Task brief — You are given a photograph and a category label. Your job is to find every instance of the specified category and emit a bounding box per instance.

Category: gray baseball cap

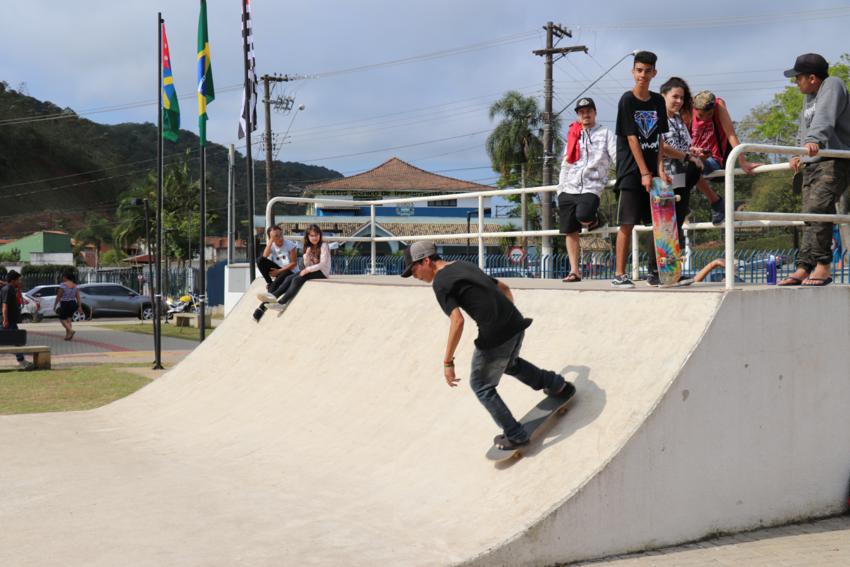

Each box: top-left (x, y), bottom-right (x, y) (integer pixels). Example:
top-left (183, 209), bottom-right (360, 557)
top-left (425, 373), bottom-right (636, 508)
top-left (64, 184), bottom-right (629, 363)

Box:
top-left (401, 240), bottom-right (437, 278)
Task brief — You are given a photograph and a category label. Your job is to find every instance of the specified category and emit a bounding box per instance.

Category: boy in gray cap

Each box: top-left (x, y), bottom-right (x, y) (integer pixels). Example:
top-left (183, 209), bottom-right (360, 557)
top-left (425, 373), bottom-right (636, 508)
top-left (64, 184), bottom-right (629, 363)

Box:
top-left (779, 53), bottom-right (850, 286)
top-left (401, 241), bottom-right (574, 450)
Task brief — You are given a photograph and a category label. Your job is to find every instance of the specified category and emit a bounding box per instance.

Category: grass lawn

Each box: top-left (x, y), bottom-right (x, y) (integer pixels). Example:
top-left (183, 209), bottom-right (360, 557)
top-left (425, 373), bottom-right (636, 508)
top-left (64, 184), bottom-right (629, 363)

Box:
top-left (95, 321), bottom-right (214, 341)
top-left (0, 365), bottom-right (151, 415)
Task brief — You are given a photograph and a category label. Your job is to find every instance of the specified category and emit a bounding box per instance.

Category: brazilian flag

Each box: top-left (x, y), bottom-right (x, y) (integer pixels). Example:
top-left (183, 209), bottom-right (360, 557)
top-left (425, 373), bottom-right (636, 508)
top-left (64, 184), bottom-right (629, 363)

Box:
top-left (197, 0), bottom-right (215, 146)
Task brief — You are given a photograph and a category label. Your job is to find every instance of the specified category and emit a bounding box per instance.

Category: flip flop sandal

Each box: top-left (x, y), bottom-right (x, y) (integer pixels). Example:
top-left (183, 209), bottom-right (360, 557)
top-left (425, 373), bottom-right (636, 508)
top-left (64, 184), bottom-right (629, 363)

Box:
top-left (493, 434), bottom-right (529, 451)
top-left (562, 272), bottom-right (581, 283)
top-left (802, 276), bottom-right (833, 287)
top-left (777, 276), bottom-right (804, 286)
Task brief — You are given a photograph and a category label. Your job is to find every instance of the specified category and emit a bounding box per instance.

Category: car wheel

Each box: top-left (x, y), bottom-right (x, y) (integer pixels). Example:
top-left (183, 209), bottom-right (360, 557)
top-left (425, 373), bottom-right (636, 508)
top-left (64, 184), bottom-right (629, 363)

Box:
top-left (72, 307), bottom-right (91, 322)
top-left (141, 305), bottom-right (154, 320)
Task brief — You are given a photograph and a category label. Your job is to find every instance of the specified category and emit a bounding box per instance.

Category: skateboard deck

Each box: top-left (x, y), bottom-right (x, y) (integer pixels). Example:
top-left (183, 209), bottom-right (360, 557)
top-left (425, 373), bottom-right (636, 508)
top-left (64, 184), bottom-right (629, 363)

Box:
top-left (485, 390), bottom-right (577, 462)
top-left (649, 177), bottom-right (682, 286)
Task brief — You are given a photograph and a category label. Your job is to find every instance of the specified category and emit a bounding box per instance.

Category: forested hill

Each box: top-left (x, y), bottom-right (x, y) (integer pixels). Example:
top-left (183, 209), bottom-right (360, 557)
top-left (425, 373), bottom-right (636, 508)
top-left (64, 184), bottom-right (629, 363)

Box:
top-left (0, 82), bottom-right (341, 237)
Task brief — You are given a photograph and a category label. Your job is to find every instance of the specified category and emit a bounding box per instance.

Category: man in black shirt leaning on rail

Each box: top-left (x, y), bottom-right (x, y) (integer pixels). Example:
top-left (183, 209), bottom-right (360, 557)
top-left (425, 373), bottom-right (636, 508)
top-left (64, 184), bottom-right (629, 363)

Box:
top-left (401, 241), bottom-right (575, 450)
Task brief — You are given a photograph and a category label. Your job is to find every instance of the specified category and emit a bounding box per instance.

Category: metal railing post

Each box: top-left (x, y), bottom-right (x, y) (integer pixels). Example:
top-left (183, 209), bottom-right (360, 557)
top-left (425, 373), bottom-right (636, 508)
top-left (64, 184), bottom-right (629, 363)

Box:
top-left (478, 195), bottom-right (485, 269)
top-left (370, 204), bottom-right (376, 275)
top-left (724, 145), bottom-right (742, 290)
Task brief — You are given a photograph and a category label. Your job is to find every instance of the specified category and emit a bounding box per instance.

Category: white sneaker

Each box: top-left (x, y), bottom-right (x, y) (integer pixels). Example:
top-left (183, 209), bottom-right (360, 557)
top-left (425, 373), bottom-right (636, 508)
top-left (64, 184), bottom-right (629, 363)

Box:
top-left (256, 292), bottom-right (277, 303)
top-left (18, 360), bottom-right (35, 371)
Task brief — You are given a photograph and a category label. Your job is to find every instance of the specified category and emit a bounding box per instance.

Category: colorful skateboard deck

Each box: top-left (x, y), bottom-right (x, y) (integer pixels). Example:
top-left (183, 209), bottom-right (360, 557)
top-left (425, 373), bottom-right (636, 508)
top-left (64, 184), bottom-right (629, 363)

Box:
top-left (485, 389), bottom-right (577, 462)
top-left (649, 177), bottom-right (682, 286)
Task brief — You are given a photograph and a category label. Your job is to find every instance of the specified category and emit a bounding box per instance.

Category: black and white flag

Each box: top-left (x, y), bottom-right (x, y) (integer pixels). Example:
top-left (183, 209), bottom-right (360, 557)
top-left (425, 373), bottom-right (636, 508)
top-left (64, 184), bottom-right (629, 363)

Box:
top-left (238, 0), bottom-right (257, 139)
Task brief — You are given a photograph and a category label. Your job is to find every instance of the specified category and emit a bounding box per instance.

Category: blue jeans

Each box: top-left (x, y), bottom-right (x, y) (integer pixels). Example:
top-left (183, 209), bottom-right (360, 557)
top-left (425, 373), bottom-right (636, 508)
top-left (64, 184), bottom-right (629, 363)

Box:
top-left (702, 157), bottom-right (722, 176)
top-left (469, 330), bottom-right (566, 443)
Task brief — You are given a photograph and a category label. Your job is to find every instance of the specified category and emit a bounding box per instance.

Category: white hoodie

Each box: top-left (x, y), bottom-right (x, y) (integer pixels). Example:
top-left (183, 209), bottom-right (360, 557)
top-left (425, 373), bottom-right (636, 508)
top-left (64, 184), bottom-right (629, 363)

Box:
top-left (557, 123), bottom-right (616, 197)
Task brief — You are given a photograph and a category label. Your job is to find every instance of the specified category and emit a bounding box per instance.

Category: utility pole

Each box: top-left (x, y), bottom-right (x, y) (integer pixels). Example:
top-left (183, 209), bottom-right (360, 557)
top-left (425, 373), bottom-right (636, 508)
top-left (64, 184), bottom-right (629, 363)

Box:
top-left (261, 74), bottom-right (300, 205)
top-left (534, 22), bottom-right (587, 261)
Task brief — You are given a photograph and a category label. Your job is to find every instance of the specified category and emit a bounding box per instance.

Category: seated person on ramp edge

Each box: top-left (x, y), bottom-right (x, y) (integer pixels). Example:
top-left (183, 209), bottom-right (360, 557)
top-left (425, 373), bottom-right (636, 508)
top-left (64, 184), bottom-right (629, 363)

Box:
top-left (255, 224), bottom-right (331, 321)
top-left (401, 240), bottom-right (575, 451)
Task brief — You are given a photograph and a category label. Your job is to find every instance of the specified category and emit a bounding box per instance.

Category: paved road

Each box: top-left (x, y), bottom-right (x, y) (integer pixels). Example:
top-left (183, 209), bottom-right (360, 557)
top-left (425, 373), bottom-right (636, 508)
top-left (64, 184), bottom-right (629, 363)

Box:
top-left (570, 515), bottom-right (850, 566)
top-left (1, 319), bottom-right (197, 368)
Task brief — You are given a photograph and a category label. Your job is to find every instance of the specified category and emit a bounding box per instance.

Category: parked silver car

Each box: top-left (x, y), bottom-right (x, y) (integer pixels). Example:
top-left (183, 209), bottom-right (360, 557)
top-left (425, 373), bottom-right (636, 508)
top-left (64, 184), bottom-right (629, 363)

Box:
top-left (78, 283), bottom-right (160, 320)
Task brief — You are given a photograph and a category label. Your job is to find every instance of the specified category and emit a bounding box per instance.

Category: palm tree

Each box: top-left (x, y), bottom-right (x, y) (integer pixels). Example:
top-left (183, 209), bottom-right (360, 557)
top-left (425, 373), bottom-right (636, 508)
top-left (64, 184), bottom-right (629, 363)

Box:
top-left (486, 92), bottom-right (563, 246)
top-left (113, 172), bottom-right (156, 252)
top-left (486, 91), bottom-right (562, 188)
top-left (74, 214), bottom-right (113, 271)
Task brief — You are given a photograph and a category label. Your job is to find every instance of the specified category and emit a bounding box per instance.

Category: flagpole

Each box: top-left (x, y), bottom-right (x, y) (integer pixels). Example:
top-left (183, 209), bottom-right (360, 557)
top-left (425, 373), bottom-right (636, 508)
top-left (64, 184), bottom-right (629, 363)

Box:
top-left (154, 13), bottom-right (164, 369)
top-left (199, 145), bottom-right (206, 340)
top-left (241, 0), bottom-right (257, 283)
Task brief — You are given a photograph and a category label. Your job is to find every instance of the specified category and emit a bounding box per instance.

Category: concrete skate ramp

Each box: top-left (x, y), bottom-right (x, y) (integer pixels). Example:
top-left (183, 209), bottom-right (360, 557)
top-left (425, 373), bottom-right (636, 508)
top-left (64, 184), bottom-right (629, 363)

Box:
top-left (1, 279), bottom-right (848, 567)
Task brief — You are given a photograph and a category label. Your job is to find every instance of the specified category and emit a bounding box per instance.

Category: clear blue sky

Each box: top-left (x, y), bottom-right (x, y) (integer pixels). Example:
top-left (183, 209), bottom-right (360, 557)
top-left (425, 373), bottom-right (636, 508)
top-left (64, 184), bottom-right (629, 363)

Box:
top-left (1, 1), bottom-right (848, 184)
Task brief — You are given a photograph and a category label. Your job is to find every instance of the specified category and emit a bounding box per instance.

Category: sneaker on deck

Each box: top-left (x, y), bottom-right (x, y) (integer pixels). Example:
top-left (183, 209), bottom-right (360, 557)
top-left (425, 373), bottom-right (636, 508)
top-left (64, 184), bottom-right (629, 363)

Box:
top-left (646, 272), bottom-right (661, 286)
top-left (256, 292), bottom-right (277, 303)
top-left (611, 274), bottom-right (635, 288)
top-left (711, 198), bottom-right (726, 225)
top-left (17, 360), bottom-right (34, 371)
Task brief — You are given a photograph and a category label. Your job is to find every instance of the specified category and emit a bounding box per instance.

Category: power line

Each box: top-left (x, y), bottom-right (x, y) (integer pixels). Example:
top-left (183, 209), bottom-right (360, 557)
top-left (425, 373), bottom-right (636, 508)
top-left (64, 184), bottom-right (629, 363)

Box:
top-left (311, 30), bottom-right (540, 79)
top-left (572, 7), bottom-right (850, 30)
top-left (301, 130), bottom-right (491, 163)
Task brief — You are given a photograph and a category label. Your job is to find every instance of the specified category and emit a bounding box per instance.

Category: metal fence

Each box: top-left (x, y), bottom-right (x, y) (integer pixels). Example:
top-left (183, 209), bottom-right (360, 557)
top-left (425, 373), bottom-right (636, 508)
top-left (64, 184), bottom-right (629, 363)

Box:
top-left (330, 249), bottom-right (850, 284)
top-left (18, 266), bottom-right (198, 297)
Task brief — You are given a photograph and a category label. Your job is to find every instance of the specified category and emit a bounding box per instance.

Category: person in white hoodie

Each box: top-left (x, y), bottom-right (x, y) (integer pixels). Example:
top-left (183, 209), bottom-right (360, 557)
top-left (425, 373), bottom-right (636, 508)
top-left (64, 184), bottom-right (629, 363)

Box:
top-left (556, 97), bottom-right (616, 282)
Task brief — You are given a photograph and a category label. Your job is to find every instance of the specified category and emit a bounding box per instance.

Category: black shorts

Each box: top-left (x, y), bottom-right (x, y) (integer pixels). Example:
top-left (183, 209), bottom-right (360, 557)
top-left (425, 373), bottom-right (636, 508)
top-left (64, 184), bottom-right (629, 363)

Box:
top-left (58, 300), bottom-right (78, 320)
top-left (616, 187), bottom-right (653, 226)
top-left (558, 192), bottom-right (600, 234)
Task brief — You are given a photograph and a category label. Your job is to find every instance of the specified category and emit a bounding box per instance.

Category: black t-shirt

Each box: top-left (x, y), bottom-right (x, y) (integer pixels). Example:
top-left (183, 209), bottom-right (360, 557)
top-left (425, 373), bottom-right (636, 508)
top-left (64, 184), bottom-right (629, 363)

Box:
top-left (1, 283), bottom-right (20, 327)
top-left (431, 261), bottom-right (531, 349)
top-left (615, 90), bottom-right (669, 191)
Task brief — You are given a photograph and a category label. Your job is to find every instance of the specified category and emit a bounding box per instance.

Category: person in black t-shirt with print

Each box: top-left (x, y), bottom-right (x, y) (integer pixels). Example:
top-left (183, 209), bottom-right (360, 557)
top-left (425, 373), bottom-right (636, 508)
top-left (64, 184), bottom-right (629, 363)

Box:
top-left (401, 241), bottom-right (575, 450)
top-left (1, 270), bottom-right (34, 370)
top-left (612, 50), bottom-right (672, 288)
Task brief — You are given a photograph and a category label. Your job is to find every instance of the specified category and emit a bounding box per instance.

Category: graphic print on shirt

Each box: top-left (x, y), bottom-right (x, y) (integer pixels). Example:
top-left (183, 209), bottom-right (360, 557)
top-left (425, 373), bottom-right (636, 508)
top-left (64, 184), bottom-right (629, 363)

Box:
top-left (634, 110), bottom-right (659, 139)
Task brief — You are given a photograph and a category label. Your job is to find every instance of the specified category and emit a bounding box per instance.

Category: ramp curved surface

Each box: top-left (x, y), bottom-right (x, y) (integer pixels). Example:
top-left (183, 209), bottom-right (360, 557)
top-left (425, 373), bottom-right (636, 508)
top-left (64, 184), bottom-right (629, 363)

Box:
top-left (1, 279), bottom-right (848, 566)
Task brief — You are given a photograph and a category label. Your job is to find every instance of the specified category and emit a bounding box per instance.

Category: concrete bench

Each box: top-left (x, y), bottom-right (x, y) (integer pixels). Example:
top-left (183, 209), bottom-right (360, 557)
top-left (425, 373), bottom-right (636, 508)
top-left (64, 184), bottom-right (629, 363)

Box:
top-left (172, 313), bottom-right (211, 329)
top-left (0, 346), bottom-right (51, 369)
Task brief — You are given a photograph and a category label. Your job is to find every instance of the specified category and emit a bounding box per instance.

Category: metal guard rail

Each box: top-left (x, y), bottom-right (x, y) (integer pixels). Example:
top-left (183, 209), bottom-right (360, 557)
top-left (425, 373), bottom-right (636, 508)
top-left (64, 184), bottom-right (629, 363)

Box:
top-left (263, 143), bottom-right (850, 288)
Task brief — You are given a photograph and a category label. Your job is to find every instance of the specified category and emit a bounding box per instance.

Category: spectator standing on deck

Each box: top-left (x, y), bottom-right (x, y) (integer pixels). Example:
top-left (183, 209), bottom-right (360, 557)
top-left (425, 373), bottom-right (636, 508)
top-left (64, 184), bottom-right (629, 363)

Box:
top-left (659, 77), bottom-right (702, 255)
top-left (779, 53), bottom-right (850, 286)
top-left (557, 97), bottom-right (616, 283)
top-left (611, 50), bottom-right (671, 288)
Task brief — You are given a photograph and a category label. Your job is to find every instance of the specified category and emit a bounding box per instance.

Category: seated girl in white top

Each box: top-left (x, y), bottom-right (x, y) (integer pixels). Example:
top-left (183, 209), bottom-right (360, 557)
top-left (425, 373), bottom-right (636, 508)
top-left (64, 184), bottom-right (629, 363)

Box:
top-left (256, 224), bottom-right (330, 314)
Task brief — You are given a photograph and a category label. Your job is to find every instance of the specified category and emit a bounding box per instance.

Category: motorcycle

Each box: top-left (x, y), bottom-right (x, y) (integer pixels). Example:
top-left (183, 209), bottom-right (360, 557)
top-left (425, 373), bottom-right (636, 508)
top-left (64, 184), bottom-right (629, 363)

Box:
top-left (165, 292), bottom-right (200, 320)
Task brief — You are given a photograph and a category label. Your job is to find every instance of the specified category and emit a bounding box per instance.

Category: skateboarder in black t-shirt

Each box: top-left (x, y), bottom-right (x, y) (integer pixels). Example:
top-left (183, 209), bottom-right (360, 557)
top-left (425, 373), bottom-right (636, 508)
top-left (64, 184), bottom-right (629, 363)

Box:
top-left (401, 241), bottom-right (574, 450)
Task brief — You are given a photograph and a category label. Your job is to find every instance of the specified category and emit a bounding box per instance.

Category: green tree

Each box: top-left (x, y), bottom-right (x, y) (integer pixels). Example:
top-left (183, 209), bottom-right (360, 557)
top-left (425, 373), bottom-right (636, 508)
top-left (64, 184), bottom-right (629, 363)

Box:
top-left (740, 53), bottom-right (850, 149)
top-left (113, 152), bottom-right (217, 268)
top-left (74, 214), bottom-right (113, 271)
top-left (486, 91), bottom-right (562, 188)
